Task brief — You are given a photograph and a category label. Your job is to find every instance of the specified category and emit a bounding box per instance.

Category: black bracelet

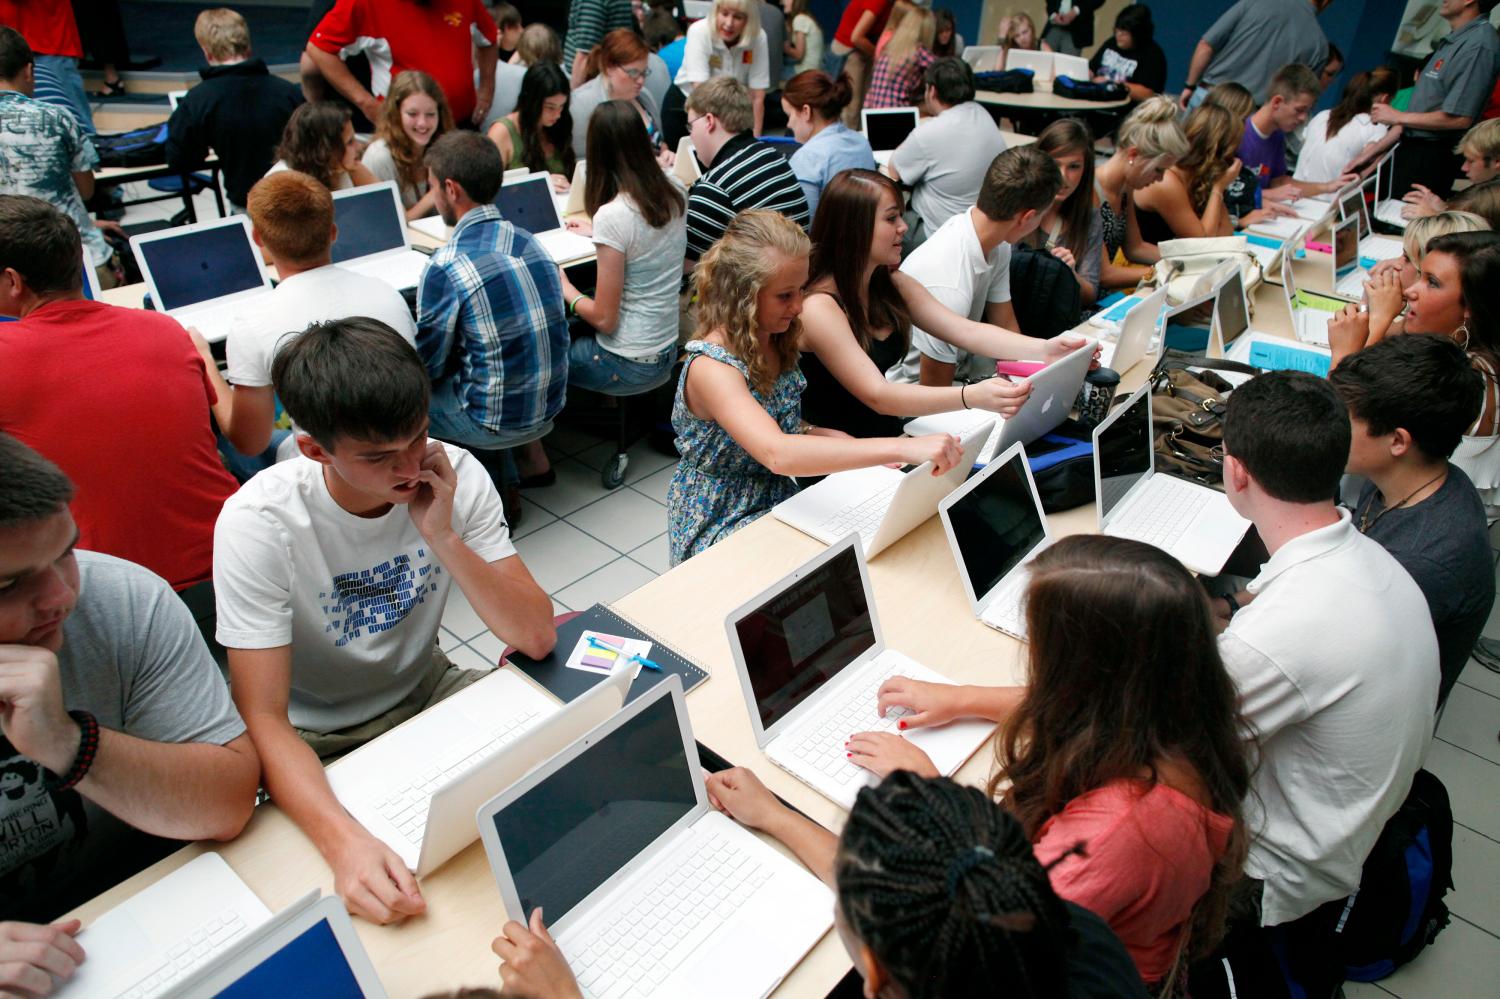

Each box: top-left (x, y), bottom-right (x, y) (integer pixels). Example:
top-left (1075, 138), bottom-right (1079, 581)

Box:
top-left (45, 710), bottom-right (100, 792)
top-left (1222, 593), bottom-right (1240, 619)
top-left (961, 383), bottom-right (970, 410)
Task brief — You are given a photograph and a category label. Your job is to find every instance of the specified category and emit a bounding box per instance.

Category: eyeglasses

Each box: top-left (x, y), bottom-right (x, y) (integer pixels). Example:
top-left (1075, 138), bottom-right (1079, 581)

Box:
top-left (618, 66), bottom-right (647, 81)
top-left (686, 114), bottom-right (709, 131)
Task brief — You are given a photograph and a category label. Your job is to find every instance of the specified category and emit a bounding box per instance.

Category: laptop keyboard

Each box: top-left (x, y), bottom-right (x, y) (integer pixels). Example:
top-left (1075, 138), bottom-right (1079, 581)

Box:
top-left (1113, 476), bottom-right (1210, 552)
top-left (567, 831), bottom-right (774, 999)
top-left (373, 709), bottom-right (543, 843)
top-left (787, 662), bottom-right (913, 786)
top-left (1374, 199), bottom-right (1407, 228)
top-left (1360, 236), bottom-right (1404, 262)
top-left (981, 579), bottom-right (1028, 637)
top-left (813, 482), bottom-right (898, 544)
top-left (115, 909), bottom-right (249, 999)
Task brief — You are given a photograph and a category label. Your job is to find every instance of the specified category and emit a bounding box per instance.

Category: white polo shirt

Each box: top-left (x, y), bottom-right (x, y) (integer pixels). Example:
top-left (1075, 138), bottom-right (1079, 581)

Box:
top-left (675, 17), bottom-right (771, 91)
top-left (1219, 509), bottom-right (1437, 927)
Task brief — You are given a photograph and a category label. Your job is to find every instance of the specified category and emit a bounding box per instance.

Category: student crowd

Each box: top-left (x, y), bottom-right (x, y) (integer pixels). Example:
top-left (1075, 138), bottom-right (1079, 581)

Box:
top-left (1, 0), bottom-right (1498, 996)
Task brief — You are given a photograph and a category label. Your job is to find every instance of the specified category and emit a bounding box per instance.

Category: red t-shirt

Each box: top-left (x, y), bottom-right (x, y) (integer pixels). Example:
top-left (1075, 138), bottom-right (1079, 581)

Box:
top-left (834, 0), bottom-right (892, 49)
top-left (311, 0), bottom-right (498, 123)
top-left (0, 300), bottom-right (237, 590)
top-left (0, 1), bottom-right (83, 58)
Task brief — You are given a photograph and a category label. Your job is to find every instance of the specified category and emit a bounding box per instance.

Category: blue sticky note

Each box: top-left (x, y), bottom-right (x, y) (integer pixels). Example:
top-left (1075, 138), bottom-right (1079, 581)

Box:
top-left (1248, 342), bottom-right (1331, 377)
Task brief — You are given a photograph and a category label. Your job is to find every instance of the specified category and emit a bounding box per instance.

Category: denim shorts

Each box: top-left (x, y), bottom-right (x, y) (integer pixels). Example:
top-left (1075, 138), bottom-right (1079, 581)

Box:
top-left (567, 337), bottom-right (675, 395)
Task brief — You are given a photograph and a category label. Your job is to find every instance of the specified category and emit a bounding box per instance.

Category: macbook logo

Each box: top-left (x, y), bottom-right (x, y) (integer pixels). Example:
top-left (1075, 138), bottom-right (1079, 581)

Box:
top-left (1041, 394), bottom-right (1054, 414)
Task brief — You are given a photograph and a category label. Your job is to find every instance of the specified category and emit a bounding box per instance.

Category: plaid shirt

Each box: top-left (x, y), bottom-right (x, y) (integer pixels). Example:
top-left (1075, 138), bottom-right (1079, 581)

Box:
top-left (416, 205), bottom-right (569, 434)
top-left (864, 47), bottom-right (935, 110)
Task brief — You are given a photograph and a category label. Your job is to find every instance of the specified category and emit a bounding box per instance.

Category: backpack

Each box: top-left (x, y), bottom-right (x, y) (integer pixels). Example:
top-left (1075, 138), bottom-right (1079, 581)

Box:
top-left (93, 122), bottom-right (168, 168)
top-left (1008, 246), bottom-right (1082, 340)
top-left (1052, 76), bottom-right (1128, 102)
top-left (972, 68), bottom-right (1034, 94)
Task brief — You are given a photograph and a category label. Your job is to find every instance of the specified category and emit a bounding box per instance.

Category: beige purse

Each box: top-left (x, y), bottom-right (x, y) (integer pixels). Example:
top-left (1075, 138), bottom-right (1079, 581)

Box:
top-left (1152, 236), bottom-right (1263, 305)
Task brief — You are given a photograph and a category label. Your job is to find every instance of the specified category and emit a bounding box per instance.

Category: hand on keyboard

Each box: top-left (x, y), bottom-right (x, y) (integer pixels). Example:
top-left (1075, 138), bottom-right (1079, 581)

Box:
top-left (327, 827), bottom-right (426, 925)
top-left (876, 675), bottom-right (966, 730)
top-left (845, 731), bottom-right (939, 779)
top-left (492, 907), bottom-right (583, 999)
top-left (0, 918), bottom-right (83, 995)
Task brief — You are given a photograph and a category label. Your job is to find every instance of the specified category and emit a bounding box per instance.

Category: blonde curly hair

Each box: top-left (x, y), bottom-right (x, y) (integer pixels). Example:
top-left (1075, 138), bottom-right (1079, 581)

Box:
top-left (691, 210), bottom-right (810, 394)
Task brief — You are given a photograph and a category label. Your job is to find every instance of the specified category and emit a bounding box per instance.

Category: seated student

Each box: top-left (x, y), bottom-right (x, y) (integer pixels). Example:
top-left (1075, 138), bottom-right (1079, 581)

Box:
top-left (888, 147), bottom-right (1056, 386)
top-left (676, 0), bottom-right (772, 135)
top-left (1019, 119), bottom-right (1106, 305)
top-left (1402, 118), bottom-right (1500, 220)
top-left (489, 771), bottom-right (1149, 998)
top-left (684, 76), bottom-right (809, 264)
top-left (418, 132), bottom-right (570, 497)
top-left (569, 29), bottom-right (673, 166)
top-left (269, 101), bottom-right (379, 191)
top-left (362, 70), bottom-right (453, 219)
top-left (1093, 96), bottom-right (1188, 289)
top-left (558, 100), bottom-right (686, 393)
top-left (887, 58), bottom-right (1008, 249)
top-left (1329, 335), bottom-right (1494, 708)
top-left (0, 434), bottom-right (259, 933)
top-left (1203, 82), bottom-right (1304, 232)
top-left (512, 21), bottom-right (561, 67)
top-left (165, 7), bottom-right (304, 213)
top-left (1237, 64), bottom-right (1353, 200)
top-left (1291, 68), bottom-right (1398, 188)
top-left (191, 170), bottom-right (418, 468)
top-left (488, 63), bottom-right (575, 193)
top-left (1212, 373), bottom-right (1436, 989)
top-left (490, 1), bottom-right (523, 62)
top-left (845, 535), bottom-right (1249, 989)
top-left (0, 196), bottom-right (237, 593)
top-left (931, 6), bottom-right (964, 57)
top-left (216, 318), bottom-right (555, 925)
top-left (668, 210), bottom-right (962, 565)
top-left (1133, 103), bottom-right (1238, 253)
top-left (1450, 177), bottom-right (1500, 229)
top-left (783, 70), bottom-right (875, 217)
top-left (1089, 4), bottom-right (1167, 103)
top-left (801, 165), bottom-right (1089, 438)
top-left (864, 4), bottom-right (934, 110)
top-left (997, 10), bottom-right (1048, 61)
top-left (783, 0), bottom-right (824, 76)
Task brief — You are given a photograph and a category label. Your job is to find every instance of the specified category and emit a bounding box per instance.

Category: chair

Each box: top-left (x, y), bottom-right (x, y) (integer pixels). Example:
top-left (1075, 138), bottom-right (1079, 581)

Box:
top-left (565, 366), bottom-right (677, 489)
top-left (147, 171), bottom-right (225, 222)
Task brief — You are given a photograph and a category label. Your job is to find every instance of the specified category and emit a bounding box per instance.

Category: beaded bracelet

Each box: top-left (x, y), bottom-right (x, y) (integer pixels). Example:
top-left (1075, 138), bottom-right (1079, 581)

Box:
top-left (46, 710), bottom-right (100, 792)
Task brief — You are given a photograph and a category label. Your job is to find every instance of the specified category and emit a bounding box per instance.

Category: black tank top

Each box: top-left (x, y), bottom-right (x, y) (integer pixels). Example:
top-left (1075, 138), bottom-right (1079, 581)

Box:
top-left (799, 291), bottom-right (908, 439)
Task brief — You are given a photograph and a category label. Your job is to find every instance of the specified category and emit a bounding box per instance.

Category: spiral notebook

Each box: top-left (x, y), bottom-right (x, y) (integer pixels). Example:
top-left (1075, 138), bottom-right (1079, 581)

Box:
top-left (503, 602), bottom-right (710, 704)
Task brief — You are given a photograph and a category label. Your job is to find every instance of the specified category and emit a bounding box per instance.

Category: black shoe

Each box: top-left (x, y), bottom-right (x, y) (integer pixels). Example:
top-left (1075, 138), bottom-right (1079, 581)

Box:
top-left (93, 78), bottom-right (127, 98)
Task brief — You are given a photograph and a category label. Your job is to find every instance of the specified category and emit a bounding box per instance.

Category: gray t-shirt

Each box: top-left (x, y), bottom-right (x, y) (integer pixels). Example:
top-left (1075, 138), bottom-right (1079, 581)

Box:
top-left (1354, 465), bottom-right (1495, 707)
top-left (589, 188), bottom-right (688, 358)
top-left (1407, 18), bottom-right (1500, 140)
top-left (1200, 0), bottom-right (1330, 104)
top-left (761, 1), bottom-right (785, 91)
top-left (479, 60), bottom-right (528, 135)
top-left (570, 76), bottom-right (665, 157)
top-left (360, 137), bottom-right (426, 207)
top-left (0, 552), bottom-right (245, 922)
top-left (888, 101), bottom-right (1007, 237)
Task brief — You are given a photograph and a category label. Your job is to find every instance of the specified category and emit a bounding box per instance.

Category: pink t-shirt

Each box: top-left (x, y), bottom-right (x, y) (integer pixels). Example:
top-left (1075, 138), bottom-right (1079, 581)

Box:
top-left (1034, 780), bottom-right (1234, 983)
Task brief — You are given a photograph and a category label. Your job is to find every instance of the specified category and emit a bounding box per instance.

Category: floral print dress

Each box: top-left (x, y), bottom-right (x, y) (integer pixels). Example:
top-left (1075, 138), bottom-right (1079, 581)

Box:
top-left (667, 341), bottom-right (804, 566)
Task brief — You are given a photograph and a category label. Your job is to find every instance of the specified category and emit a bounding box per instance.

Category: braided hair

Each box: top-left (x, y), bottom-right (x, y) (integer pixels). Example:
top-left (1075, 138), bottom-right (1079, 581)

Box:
top-left (835, 772), bottom-right (1074, 998)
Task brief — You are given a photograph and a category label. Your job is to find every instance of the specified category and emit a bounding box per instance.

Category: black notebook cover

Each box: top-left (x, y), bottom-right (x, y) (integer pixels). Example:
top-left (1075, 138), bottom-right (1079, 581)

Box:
top-left (504, 603), bottom-right (710, 704)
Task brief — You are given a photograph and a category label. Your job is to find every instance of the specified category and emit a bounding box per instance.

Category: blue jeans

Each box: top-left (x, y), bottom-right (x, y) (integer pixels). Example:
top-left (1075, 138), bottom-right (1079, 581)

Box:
top-left (35, 56), bottom-right (93, 135)
top-left (427, 376), bottom-right (553, 485)
top-left (567, 338), bottom-right (674, 394)
top-left (218, 428), bottom-right (291, 483)
top-left (822, 48), bottom-right (850, 79)
top-left (1185, 85), bottom-right (1210, 113)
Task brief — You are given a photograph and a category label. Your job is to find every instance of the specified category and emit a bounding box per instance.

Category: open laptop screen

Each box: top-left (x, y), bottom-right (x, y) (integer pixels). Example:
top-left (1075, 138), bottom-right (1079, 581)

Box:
top-left (1097, 391), bottom-right (1152, 518)
top-left (496, 177), bottom-right (562, 235)
top-left (488, 692), bottom-right (695, 920)
top-left (1215, 271), bottom-right (1249, 351)
top-left (949, 452), bottom-right (1046, 602)
top-left (137, 225), bottom-right (265, 311)
top-left (864, 110), bottom-right (917, 152)
top-left (1334, 216), bottom-right (1360, 282)
top-left (1339, 186), bottom-right (1368, 241)
top-left (213, 919), bottom-right (365, 999)
top-left (331, 188), bottom-right (405, 263)
top-left (733, 544), bottom-right (875, 730)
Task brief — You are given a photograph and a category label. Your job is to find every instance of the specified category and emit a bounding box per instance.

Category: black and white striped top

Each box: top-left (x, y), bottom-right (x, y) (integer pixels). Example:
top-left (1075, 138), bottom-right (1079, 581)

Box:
top-left (685, 133), bottom-right (811, 260)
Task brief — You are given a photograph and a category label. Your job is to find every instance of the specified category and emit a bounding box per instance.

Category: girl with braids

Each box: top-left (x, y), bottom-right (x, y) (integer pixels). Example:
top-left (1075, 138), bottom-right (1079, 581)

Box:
top-left (846, 535), bottom-right (1252, 990)
top-left (665, 210), bottom-right (963, 565)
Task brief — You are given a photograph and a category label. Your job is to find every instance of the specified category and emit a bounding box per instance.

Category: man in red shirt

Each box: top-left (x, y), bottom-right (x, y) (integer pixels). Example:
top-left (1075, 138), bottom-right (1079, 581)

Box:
top-left (0, 0), bottom-right (91, 129)
top-left (826, 0), bottom-right (892, 128)
top-left (305, 0), bottom-right (499, 126)
top-left (0, 195), bottom-right (236, 592)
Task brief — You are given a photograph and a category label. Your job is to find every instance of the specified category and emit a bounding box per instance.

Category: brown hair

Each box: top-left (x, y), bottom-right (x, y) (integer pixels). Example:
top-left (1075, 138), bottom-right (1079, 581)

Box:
top-left (276, 102), bottom-right (352, 191)
top-left (782, 70), bottom-right (854, 123)
top-left (1035, 119), bottom-right (1096, 263)
top-left (194, 7), bottom-right (251, 61)
top-left (583, 100), bottom-right (683, 228)
top-left (1450, 180), bottom-right (1500, 230)
top-left (809, 169), bottom-right (912, 353)
top-left (1203, 82), bottom-right (1254, 126)
top-left (514, 23), bottom-right (561, 66)
top-left (684, 75), bottom-right (754, 134)
top-left (990, 534), bottom-right (1253, 961)
top-left (374, 70), bottom-right (455, 190)
top-left (976, 144), bottom-right (1063, 223)
top-left (1326, 67), bottom-right (1398, 139)
top-left (247, 170), bottom-right (335, 264)
top-left (1178, 104), bottom-right (1239, 214)
top-left (585, 27), bottom-right (650, 81)
top-left (1266, 63), bottom-right (1322, 104)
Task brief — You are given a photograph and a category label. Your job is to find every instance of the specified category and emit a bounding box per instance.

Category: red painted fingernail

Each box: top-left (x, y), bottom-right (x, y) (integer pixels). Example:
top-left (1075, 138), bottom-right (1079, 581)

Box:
top-left (846, 753), bottom-right (852, 758)
top-left (898, 720), bottom-right (907, 730)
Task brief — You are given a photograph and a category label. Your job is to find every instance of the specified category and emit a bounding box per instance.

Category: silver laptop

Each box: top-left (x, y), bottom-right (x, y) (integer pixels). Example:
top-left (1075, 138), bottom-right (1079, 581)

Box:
top-left (495, 171), bottom-right (595, 263)
top-left (904, 337), bottom-right (1097, 464)
top-left (56, 853), bottom-right (271, 999)
top-left (725, 536), bottom-right (998, 809)
top-left (325, 667), bottom-right (563, 873)
top-left (1097, 287), bottom-right (1168, 373)
top-left (130, 216), bottom-right (273, 343)
top-left (772, 420), bottom-right (990, 557)
top-left (164, 894), bottom-right (386, 999)
top-left (477, 676), bottom-right (832, 999)
top-left (862, 108), bottom-right (918, 166)
top-left (1092, 382), bottom-right (1251, 575)
top-left (938, 442), bottom-right (1053, 641)
top-left (329, 182), bottom-right (430, 290)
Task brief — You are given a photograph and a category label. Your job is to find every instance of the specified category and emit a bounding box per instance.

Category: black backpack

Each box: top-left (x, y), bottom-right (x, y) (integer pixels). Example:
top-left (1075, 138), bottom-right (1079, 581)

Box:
top-left (93, 122), bottom-right (168, 168)
top-left (1052, 76), bottom-right (1128, 102)
top-left (972, 68), bottom-right (1034, 94)
top-left (1008, 246), bottom-right (1082, 340)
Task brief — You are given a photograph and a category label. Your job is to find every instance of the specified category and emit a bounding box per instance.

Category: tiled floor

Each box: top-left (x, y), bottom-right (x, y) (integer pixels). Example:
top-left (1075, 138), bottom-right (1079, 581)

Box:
top-left (117, 185), bottom-right (1500, 999)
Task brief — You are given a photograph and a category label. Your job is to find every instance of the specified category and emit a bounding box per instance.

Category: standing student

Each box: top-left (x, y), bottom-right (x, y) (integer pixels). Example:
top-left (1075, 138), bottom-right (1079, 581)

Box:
top-left (667, 210), bottom-right (963, 564)
top-left (1041, 0), bottom-right (1101, 57)
top-left (1020, 119), bottom-right (1105, 305)
top-left (1292, 68), bottom-right (1398, 187)
top-left (562, 0), bottom-right (635, 86)
top-left (781, 0), bottom-right (824, 76)
top-left (1092, 96), bottom-right (1188, 289)
top-left (864, 5), bottom-right (934, 110)
top-left (1179, 0), bottom-right (1332, 109)
top-left (1237, 64), bottom-right (1353, 199)
top-left (675, 0), bottom-right (772, 136)
top-left (216, 318), bottom-right (555, 925)
top-left (847, 536), bottom-right (1251, 990)
top-left (824, 0), bottom-right (891, 128)
top-left (1132, 103), bottom-right (1238, 253)
top-left (269, 101), bottom-right (379, 191)
top-left (490, 1), bottom-right (522, 62)
top-left (362, 70), bottom-right (453, 219)
top-left (559, 101), bottom-right (686, 393)
top-left (569, 29), bottom-right (673, 165)
top-left (799, 165), bottom-right (1088, 439)
top-left (1401, 118), bottom-right (1500, 218)
top-left (1088, 4), bottom-right (1166, 102)
top-left (489, 62), bottom-right (576, 191)
top-left (783, 70), bottom-right (876, 216)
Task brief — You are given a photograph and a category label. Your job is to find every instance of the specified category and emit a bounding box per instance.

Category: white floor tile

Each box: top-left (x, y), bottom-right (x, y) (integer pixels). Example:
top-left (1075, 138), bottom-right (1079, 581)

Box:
top-left (464, 630), bottom-right (508, 667)
top-left (524, 457), bottom-right (614, 518)
top-left (553, 557), bottom-right (658, 612)
top-left (1343, 982), bottom-right (1397, 998)
top-left (1459, 655), bottom-right (1500, 700)
top-left (510, 496), bottom-right (557, 541)
top-left (1435, 684), bottom-right (1500, 766)
top-left (437, 627), bottom-right (466, 652)
top-left (439, 588), bottom-right (488, 642)
top-left (551, 597), bottom-right (571, 614)
top-left (1450, 824), bottom-right (1500, 935)
top-left (1427, 739), bottom-right (1500, 842)
top-left (1374, 916), bottom-right (1500, 999)
top-left (628, 533), bottom-right (671, 574)
top-left (573, 439), bottom-right (678, 485)
top-left (511, 520), bottom-right (618, 593)
top-left (445, 642), bottom-right (500, 672)
top-left (630, 463), bottom-right (675, 505)
top-left (566, 488), bottom-right (670, 553)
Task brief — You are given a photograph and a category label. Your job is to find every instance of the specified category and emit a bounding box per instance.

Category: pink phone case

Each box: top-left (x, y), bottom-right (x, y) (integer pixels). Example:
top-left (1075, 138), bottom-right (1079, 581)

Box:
top-left (995, 360), bottom-right (1047, 378)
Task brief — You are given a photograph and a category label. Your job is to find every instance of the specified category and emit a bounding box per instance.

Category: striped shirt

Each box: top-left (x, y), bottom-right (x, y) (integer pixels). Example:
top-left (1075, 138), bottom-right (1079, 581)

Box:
top-left (416, 205), bottom-right (569, 435)
top-left (686, 133), bottom-right (811, 259)
top-left (563, 0), bottom-right (637, 73)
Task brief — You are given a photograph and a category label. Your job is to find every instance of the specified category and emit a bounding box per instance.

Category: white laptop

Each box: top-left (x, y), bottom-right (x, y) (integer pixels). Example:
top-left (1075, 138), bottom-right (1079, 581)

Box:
top-left (1336, 177), bottom-right (1404, 263)
top-left (673, 135), bottom-right (702, 186)
top-left (725, 536), bottom-right (998, 808)
top-left (1053, 52), bottom-right (1091, 81)
top-left (165, 894), bottom-right (386, 999)
top-left (903, 337), bottom-right (1098, 464)
top-left (1005, 48), bottom-right (1055, 76)
top-left (862, 108), bottom-right (918, 166)
top-left (56, 853), bottom-right (271, 999)
top-left (961, 44), bottom-right (1004, 73)
top-left (1372, 146), bottom-right (1408, 230)
top-left (130, 216), bottom-right (274, 343)
top-left (495, 171), bottom-right (596, 263)
top-left (1211, 267), bottom-right (1331, 376)
top-left (1327, 214), bottom-right (1368, 299)
top-left (326, 667), bottom-right (563, 874)
top-left (1096, 286), bottom-right (1168, 373)
top-left (772, 419), bottom-right (991, 556)
top-left (477, 676), bottom-right (832, 999)
top-left (1247, 211), bottom-right (1315, 242)
top-left (1282, 239), bottom-right (1354, 349)
top-left (329, 181), bottom-right (430, 291)
top-left (1159, 287), bottom-right (1218, 354)
top-left (564, 159), bottom-right (587, 216)
top-left (938, 442), bottom-right (1054, 641)
top-left (1093, 382), bottom-right (1251, 575)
